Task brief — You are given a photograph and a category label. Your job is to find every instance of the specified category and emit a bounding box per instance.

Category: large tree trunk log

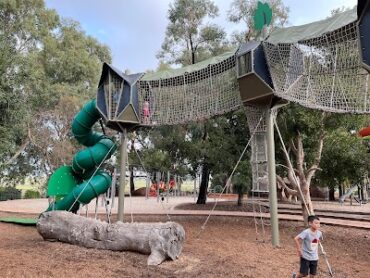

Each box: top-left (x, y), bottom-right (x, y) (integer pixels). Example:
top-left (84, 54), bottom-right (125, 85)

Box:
top-left (37, 211), bottom-right (185, 265)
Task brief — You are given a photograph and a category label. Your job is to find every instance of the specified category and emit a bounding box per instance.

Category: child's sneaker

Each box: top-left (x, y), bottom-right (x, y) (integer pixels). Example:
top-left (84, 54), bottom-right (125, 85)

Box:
top-left (292, 273), bottom-right (297, 278)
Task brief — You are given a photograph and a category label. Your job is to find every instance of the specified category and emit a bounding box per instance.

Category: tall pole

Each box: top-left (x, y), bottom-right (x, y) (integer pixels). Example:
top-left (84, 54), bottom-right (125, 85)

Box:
top-left (117, 129), bottom-right (128, 222)
top-left (145, 174), bottom-right (150, 200)
top-left (266, 108), bottom-right (280, 247)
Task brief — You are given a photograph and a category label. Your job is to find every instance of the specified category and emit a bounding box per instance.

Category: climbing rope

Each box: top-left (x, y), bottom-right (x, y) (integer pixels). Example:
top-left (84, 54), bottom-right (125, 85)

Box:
top-left (126, 156), bottom-right (135, 223)
top-left (196, 115), bottom-right (264, 238)
top-left (67, 142), bottom-right (117, 212)
top-left (273, 116), bottom-right (310, 214)
top-left (134, 144), bottom-right (172, 221)
top-left (251, 189), bottom-right (267, 242)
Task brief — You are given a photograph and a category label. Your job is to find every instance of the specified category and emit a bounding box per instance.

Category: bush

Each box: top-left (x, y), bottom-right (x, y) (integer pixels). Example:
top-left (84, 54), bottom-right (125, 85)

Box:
top-left (0, 187), bottom-right (22, 201)
top-left (24, 190), bottom-right (40, 199)
top-left (212, 184), bottom-right (223, 193)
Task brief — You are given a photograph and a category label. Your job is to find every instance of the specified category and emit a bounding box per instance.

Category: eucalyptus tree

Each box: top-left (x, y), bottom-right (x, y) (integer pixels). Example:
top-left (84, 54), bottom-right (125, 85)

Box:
top-left (0, 0), bottom-right (111, 184)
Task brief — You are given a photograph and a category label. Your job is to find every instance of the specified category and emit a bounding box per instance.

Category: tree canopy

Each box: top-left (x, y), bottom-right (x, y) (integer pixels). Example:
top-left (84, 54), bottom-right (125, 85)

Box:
top-left (157, 0), bottom-right (229, 65)
top-left (0, 0), bottom-right (111, 184)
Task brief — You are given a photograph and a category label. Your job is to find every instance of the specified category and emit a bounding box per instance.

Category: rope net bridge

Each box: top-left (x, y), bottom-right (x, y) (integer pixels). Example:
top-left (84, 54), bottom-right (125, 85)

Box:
top-left (95, 3), bottom-right (370, 193)
top-left (264, 7), bottom-right (370, 113)
top-left (97, 7), bottom-right (370, 128)
top-left (138, 50), bottom-right (241, 126)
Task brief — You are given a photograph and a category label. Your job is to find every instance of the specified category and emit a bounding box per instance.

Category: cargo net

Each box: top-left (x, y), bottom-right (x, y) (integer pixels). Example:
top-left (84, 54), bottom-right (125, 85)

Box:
top-left (244, 105), bottom-right (269, 193)
top-left (263, 22), bottom-right (370, 113)
top-left (109, 74), bottom-right (122, 120)
top-left (137, 55), bottom-right (241, 126)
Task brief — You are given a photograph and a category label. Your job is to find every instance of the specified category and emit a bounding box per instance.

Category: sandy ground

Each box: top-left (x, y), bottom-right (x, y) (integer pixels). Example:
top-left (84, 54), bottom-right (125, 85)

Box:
top-left (0, 212), bottom-right (369, 278)
top-left (1, 197), bottom-right (368, 214)
top-left (0, 196), bottom-right (198, 214)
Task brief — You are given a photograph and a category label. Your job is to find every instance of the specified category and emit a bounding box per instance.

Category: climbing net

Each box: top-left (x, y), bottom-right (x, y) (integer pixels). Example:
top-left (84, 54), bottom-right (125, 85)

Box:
top-left (244, 105), bottom-right (269, 192)
top-left (264, 11), bottom-right (370, 113)
top-left (137, 53), bottom-right (241, 126)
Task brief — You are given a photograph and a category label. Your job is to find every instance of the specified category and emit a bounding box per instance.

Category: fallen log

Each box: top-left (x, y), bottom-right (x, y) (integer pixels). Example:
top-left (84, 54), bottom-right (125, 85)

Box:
top-left (37, 211), bottom-right (185, 265)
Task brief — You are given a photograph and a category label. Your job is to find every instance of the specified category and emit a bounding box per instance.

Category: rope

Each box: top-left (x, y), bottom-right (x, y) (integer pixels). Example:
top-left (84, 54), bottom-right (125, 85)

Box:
top-left (251, 193), bottom-right (270, 241)
top-left (94, 196), bottom-right (99, 220)
top-left (134, 141), bottom-right (172, 221)
top-left (258, 190), bottom-right (266, 241)
top-left (251, 193), bottom-right (260, 240)
top-left (126, 157), bottom-right (134, 223)
top-left (273, 117), bottom-right (310, 214)
top-left (99, 119), bottom-right (106, 135)
top-left (249, 131), bottom-right (266, 242)
top-left (67, 142), bottom-right (116, 212)
top-left (196, 115), bottom-right (264, 237)
top-left (273, 115), bottom-right (333, 277)
top-left (103, 194), bottom-right (111, 224)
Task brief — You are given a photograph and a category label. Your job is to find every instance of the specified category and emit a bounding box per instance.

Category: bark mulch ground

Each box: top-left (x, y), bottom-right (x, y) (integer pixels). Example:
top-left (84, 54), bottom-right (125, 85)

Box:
top-left (0, 211), bottom-right (369, 278)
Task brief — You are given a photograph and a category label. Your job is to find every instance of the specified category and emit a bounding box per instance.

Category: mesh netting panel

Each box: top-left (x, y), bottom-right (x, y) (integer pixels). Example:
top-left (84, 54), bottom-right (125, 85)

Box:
top-left (110, 74), bottom-right (121, 120)
top-left (244, 105), bottom-right (269, 192)
top-left (137, 55), bottom-right (241, 126)
top-left (264, 22), bottom-right (370, 113)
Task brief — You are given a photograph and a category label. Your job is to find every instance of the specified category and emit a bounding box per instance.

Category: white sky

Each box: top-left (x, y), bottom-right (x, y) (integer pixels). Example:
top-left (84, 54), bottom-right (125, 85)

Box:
top-left (45, 0), bottom-right (358, 73)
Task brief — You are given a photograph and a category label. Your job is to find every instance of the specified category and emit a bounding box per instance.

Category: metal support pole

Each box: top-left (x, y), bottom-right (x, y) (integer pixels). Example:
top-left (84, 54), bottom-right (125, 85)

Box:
top-left (156, 172), bottom-right (160, 203)
top-left (266, 109), bottom-right (280, 247)
top-left (117, 129), bottom-right (128, 222)
top-left (145, 174), bottom-right (150, 200)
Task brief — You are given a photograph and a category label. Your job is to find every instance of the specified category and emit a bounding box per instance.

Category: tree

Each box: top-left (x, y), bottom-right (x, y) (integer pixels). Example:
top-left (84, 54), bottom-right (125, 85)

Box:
top-left (231, 161), bottom-right (252, 206)
top-left (157, 0), bottom-right (229, 65)
top-left (274, 104), bottom-right (368, 222)
top-left (132, 126), bottom-right (193, 179)
top-left (187, 109), bottom-right (250, 204)
top-left (0, 0), bottom-right (111, 185)
top-left (24, 21), bottom-right (111, 179)
top-left (275, 104), bottom-right (326, 220)
top-left (0, 0), bottom-right (60, 183)
top-left (227, 0), bottom-right (289, 44)
top-left (317, 118), bottom-right (370, 201)
top-left (156, 0), bottom-right (235, 204)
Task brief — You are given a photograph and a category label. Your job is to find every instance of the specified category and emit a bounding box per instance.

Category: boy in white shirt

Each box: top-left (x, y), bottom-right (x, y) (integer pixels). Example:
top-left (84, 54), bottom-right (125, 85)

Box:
top-left (294, 215), bottom-right (323, 277)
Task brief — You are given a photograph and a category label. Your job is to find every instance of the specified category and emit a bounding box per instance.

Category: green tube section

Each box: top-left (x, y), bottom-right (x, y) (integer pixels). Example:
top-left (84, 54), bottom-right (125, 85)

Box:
top-left (46, 99), bottom-right (117, 212)
top-left (48, 171), bottom-right (112, 211)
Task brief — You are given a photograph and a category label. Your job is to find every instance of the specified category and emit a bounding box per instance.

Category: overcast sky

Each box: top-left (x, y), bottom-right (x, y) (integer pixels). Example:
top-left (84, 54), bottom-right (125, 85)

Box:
top-left (45, 0), bottom-right (358, 73)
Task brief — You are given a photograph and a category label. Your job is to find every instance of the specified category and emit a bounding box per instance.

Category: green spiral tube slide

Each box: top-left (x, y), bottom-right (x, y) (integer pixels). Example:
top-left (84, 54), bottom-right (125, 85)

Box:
top-left (46, 99), bottom-right (116, 212)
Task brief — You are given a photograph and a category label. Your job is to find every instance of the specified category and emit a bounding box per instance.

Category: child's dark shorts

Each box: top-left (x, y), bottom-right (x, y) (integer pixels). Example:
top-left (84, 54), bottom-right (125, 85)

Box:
top-left (300, 257), bottom-right (318, 276)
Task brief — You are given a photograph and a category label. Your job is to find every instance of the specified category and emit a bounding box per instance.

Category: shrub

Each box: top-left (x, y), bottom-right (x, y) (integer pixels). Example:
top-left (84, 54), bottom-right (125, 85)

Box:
top-left (24, 190), bottom-right (41, 199)
top-left (0, 187), bottom-right (22, 201)
top-left (212, 184), bottom-right (223, 193)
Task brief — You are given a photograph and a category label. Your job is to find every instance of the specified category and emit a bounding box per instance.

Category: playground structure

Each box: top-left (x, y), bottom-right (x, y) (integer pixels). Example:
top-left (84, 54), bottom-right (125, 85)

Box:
top-left (338, 184), bottom-right (368, 205)
top-left (40, 0), bottom-right (370, 253)
top-left (46, 100), bottom-right (116, 213)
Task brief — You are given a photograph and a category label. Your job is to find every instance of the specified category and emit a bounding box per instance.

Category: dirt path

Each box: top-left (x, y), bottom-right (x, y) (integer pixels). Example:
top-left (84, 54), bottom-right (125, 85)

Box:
top-left (0, 213), bottom-right (369, 278)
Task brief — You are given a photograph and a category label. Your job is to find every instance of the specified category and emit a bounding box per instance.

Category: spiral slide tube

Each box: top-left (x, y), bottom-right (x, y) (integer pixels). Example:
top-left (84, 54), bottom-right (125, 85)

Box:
top-left (46, 99), bottom-right (116, 212)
